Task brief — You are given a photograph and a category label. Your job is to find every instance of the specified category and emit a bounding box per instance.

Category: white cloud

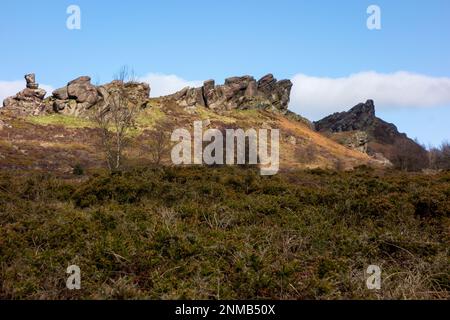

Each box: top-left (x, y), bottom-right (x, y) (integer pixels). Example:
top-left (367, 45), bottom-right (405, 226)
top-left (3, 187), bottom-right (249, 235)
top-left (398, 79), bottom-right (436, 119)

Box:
top-left (139, 73), bottom-right (202, 97)
top-left (0, 80), bottom-right (24, 104)
top-left (290, 71), bottom-right (450, 120)
top-left (41, 84), bottom-right (55, 96)
top-left (0, 80), bottom-right (54, 105)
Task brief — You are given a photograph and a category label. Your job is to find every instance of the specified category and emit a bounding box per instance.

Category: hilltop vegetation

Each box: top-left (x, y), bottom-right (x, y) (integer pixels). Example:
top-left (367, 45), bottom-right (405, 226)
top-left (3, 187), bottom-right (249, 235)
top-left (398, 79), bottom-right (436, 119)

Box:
top-left (0, 166), bottom-right (448, 299)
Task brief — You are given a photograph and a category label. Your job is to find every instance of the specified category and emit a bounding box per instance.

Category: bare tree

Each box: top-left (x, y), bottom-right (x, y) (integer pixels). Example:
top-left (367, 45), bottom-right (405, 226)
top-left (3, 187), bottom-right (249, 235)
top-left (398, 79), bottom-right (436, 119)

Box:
top-left (440, 141), bottom-right (450, 169)
top-left (139, 120), bottom-right (174, 165)
top-left (434, 141), bottom-right (450, 170)
top-left (114, 65), bottom-right (137, 83)
top-left (392, 138), bottom-right (428, 171)
top-left (93, 85), bottom-right (139, 172)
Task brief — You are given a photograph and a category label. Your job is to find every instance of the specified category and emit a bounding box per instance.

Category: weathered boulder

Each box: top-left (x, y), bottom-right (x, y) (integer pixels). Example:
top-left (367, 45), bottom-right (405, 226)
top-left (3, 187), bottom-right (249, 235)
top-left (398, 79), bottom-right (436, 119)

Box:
top-left (52, 99), bottom-right (85, 116)
top-left (257, 73), bottom-right (277, 92)
top-left (173, 87), bottom-right (205, 108)
top-left (244, 80), bottom-right (257, 97)
top-left (52, 87), bottom-right (69, 100)
top-left (25, 73), bottom-right (35, 85)
top-left (48, 76), bottom-right (98, 116)
top-left (25, 73), bottom-right (39, 89)
top-left (67, 76), bottom-right (99, 106)
top-left (203, 79), bottom-right (221, 107)
top-left (16, 87), bottom-right (46, 100)
top-left (273, 79), bottom-right (293, 111)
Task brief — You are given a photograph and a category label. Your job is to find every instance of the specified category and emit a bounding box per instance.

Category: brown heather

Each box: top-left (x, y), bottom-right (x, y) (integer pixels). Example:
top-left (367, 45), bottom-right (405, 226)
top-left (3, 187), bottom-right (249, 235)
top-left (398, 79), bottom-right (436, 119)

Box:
top-left (0, 166), bottom-right (448, 299)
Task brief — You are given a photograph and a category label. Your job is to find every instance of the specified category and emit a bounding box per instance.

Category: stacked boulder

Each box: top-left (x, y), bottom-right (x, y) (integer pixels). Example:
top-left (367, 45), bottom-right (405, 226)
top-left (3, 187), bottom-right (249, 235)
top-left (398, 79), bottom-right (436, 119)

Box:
top-left (169, 73), bottom-right (293, 112)
top-left (2, 74), bottom-right (48, 115)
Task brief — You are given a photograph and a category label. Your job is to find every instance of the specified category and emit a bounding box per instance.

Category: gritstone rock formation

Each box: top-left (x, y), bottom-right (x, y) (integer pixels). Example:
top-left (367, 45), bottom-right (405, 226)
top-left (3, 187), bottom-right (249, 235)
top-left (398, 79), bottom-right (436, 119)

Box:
top-left (2, 74), bottom-right (47, 116)
top-left (315, 100), bottom-right (377, 133)
top-left (314, 100), bottom-right (428, 169)
top-left (1, 74), bottom-right (151, 117)
top-left (168, 73), bottom-right (293, 112)
top-left (51, 77), bottom-right (150, 117)
top-left (314, 99), bottom-right (410, 147)
top-left (52, 76), bottom-right (100, 116)
top-left (2, 73), bottom-right (292, 117)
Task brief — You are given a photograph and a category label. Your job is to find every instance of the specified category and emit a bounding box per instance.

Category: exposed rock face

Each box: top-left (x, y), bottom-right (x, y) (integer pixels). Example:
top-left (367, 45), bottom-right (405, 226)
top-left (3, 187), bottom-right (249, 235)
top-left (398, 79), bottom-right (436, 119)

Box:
top-left (168, 74), bottom-right (292, 112)
top-left (2, 74), bottom-right (48, 116)
top-left (314, 100), bottom-right (427, 170)
top-left (314, 100), bottom-right (408, 147)
top-left (315, 100), bottom-right (376, 132)
top-left (344, 131), bottom-right (369, 153)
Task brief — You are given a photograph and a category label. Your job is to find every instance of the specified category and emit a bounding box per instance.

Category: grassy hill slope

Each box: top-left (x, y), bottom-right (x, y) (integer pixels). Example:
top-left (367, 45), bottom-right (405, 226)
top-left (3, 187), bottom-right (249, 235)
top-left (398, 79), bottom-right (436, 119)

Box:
top-left (0, 98), bottom-right (378, 174)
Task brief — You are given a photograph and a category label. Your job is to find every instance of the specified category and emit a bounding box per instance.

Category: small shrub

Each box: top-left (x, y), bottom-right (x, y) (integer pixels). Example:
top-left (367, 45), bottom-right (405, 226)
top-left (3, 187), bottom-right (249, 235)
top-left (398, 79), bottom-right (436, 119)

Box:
top-left (73, 163), bottom-right (85, 176)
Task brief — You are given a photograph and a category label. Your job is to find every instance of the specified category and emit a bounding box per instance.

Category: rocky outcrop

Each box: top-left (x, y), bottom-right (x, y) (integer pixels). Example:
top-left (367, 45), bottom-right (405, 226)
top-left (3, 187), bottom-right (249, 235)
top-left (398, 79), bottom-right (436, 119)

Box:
top-left (52, 77), bottom-right (150, 117)
top-left (103, 81), bottom-right (150, 105)
top-left (168, 74), bottom-right (292, 112)
top-left (2, 74), bottom-right (151, 118)
top-left (67, 76), bottom-right (99, 105)
top-left (52, 77), bottom-right (151, 117)
top-left (315, 100), bottom-right (427, 170)
top-left (315, 100), bottom-right (376, 132)
top-left (314, 100), bottom-right (407, 146)
top-left (344, 131), bottom-right (369, 153)
top-left (2, 72), bottom-right (289, 117)
top-left (51, 76), bottom-right (99, 116)
top-left (2, 74), bottom-right (48, 116)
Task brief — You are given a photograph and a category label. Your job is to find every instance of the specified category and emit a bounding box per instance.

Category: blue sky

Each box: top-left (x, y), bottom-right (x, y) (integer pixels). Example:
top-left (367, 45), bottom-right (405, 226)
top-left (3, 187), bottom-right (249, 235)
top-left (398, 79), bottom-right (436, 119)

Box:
top-left (1, 0), bottom-right (450, 146)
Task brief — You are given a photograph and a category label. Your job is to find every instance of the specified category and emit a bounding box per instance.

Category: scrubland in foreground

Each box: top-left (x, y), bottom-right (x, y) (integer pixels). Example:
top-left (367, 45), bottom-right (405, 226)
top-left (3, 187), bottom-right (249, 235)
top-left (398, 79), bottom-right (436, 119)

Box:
top-left (0, 166), bottom-right (449, 299)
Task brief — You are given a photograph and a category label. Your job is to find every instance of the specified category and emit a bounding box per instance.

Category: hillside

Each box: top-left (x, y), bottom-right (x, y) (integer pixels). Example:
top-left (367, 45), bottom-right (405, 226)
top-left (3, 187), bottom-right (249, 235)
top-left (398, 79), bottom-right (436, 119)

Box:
top-left (0, 74), bottom-right (383, 174)
top-left (0, 74), bottom-right (449, 300)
